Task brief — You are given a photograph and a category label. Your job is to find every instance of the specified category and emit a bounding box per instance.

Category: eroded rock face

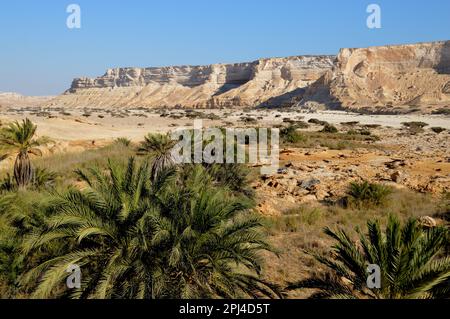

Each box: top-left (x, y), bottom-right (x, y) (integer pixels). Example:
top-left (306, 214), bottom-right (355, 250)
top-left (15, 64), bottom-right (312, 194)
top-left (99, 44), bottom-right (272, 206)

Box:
top-left (47, 56), bottom-right (335, 108)
top-left (297, 41), bottom-right (450, 112)
top-left (46, 41), bottom-right (450, 111)
top-left (70, 63), bottom-right (255, 89)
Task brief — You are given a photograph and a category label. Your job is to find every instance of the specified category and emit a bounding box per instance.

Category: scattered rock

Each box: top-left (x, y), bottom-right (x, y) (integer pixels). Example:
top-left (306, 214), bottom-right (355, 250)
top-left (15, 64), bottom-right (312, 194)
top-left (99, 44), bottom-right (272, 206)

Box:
top-left (390, 170), bottom-right (406, 183)
top-left (299, 178), bottom-right (321, 191)
top-left (418, 216), bottom-right (437, 228)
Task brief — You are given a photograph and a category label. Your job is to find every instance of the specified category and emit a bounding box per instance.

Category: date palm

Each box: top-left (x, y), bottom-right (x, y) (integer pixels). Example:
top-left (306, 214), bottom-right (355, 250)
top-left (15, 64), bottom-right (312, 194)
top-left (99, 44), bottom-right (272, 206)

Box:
top-left (149, 165), bottom-right (279, 298)
top-left (287, 216), bottom-right (450, 299)
top-left (21, 158), bottom-right (279, 299)
top-left (0, 119), bottom-right (46, 188)
top-left (137, 133), bottom-right (177, 182)
top-left (21, 157), bottom-right (160, 298)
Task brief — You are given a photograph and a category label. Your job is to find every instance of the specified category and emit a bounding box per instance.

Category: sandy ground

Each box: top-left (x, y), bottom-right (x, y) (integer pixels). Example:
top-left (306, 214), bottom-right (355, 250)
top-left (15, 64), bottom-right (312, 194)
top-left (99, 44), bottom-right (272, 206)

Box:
top-left (1, 109), bottom-right (449, 142)
top-left (0, 108), bottom-right (448, 199)
top-left (0, 107), bottom-right (448, 298)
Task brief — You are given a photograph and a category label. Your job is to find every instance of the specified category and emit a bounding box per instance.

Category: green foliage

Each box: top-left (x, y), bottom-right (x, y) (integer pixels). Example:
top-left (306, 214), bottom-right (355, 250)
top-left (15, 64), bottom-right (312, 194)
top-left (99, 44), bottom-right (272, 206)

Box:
top-left (402, 122), bottom-right (429, 128)
top-left (430, 127), bottom-right (446, 134)
top-left (0, 168), bottom-right (57, 192)
top-left (432, 108), bottom-right (450, 116)
top-left (0, 174), bottom-right (15, 193)
top-left (114, 137), bottom-right (132, 147)
top-left (137, 133), bottom-right (177, 182)
top-left (402, 121), bottom-right (429, 135)
top-left (287, 215), bottom-right (450, 299)
top-left (308, 118), bottom-right (328, 126)
top-left (320, 124), bottom-right (338, 134)
top-left (280, 126), bottom-right (307, 144)
top-left (0, 119), bottom-right (50, 188)
top-left (20, 158), bottom-right (278, 299)
top-left (0, 191), bottom-right (54, 298)
top-left (344, 181), bottom-right (392, 208)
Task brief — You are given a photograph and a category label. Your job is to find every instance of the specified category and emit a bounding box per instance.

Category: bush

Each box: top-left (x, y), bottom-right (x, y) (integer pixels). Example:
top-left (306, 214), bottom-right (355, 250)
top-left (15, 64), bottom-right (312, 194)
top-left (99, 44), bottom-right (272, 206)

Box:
top-left (432, 108), bottom-right (450, 115)
top-left (320, 124), bottom-right (338, 133)
top-left (364, 124), bottom-right (382, 129)
top-left (344, 181), bottom-right (392, 208)
top-left (291, 121), bottom-right (310, 129)
top-left (0, 168), bottom-right (57, 192)
top-left (240, 116), bottom-right (257, 123)
top-left (402, 121), bottom-right (429, 128)
top-left (402, 121), bottom-right (429, 135)
top-left (281, 126), bottom-right (307, 144)
top-left (308, 118), bottom-right (328, 126)
top-left (114, 137), bottom-right (132, 147)
top-left (431, 127), bottom-right (446, 134)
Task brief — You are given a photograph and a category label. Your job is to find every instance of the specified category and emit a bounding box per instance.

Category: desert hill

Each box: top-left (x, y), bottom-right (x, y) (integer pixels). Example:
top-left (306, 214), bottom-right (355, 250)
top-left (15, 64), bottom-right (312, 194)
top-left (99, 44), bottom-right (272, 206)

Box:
top-left (45, 41), bottom-right (450, 113)
top-left (296, 41), bottom-right (450, 113)
top-left (0, 92), bottom-right (53, 109)
top-left (46, 56), bottom-right (335, 109)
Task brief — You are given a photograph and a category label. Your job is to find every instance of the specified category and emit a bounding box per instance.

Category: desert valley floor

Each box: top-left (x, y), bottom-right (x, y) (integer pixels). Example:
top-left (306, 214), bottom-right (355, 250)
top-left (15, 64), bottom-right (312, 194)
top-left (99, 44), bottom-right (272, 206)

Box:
top-left (0, 105), bottom-right (448, 298)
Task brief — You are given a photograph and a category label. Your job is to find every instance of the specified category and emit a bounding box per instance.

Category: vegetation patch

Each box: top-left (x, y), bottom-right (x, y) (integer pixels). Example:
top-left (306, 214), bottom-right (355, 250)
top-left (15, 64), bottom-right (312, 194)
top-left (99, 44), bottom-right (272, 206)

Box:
top-left (343, 181), bottom-right (393, 208)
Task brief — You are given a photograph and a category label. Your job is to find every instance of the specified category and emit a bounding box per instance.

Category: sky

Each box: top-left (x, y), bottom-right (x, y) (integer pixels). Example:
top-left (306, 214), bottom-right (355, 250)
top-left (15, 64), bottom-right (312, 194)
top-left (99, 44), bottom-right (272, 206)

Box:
top-left (0, 0), bottom-right (449, 96)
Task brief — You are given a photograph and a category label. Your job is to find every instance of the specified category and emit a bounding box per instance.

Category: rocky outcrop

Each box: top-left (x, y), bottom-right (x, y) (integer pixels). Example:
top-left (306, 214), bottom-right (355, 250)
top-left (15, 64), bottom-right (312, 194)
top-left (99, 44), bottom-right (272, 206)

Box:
top-left (46, 41), bottom-right (450, 112)
top-left (46, 56), bottom-right (335, 108)
top-left (296, 41), bottom-right (450, 113)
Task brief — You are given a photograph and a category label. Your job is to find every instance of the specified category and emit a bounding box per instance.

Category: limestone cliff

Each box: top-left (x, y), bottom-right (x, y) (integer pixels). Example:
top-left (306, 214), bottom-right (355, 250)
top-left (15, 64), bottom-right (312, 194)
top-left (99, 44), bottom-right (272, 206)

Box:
top-left (46, 56), bottom-right (335, 108)
top-left (47, 41), bottom-right (450, 112)
top-left (296, 41), bottom-right (450, 113)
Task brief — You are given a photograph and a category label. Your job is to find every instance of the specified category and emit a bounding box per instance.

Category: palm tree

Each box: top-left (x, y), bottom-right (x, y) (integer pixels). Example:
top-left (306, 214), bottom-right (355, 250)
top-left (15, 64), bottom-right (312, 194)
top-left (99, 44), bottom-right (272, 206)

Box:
top-left (21, 158), bottom-right (279, 299)
top-left (287, 215), bottom-right (450, 299)
top-left (137, 133), bottom-right (177, 182)
top-left (21, 157), bottom-right (158, 298)
top-left (149, 165), bottom-right (279, 298)
top-left (0, 194), bottom-right (21, 297)
top-left (0, 119), bottom-right (46, 188)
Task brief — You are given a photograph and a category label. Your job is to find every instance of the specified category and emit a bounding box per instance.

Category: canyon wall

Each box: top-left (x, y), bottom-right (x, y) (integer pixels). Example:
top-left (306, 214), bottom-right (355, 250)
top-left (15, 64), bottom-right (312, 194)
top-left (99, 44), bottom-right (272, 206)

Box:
top-left (46, 56), bottom-right (335, 108)
top-left (47, 41), bottom-right (450, 112)
top-left (296, 41), bottom-right (450, 112)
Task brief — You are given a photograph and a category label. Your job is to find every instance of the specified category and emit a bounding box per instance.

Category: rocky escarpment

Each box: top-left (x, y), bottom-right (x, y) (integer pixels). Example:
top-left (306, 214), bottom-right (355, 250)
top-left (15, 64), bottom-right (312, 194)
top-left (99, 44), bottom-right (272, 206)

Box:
top-left (46, 56), bottom-right (335, 108)
top-left (46, 41), bottom-right (450, 112)
top-left (296, 41), bottom-right (450, 113)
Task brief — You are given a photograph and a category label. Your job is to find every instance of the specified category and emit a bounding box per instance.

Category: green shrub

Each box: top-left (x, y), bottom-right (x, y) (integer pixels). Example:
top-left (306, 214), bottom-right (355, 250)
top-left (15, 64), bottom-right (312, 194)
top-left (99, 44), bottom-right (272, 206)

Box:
top-left (114, 137), bottom-right (132, 147)
top-left (287, 215), bottom-right (450, 299)
top-left (401, 121), bottom-right (429, 135)
top-left (240, 116), bottom-right (257, 123)
top-left (32, 168), bottom-right (58, 190)
top-left (320, 124), bottom-right (338, 133)
top-left (281, 126), bottom-right (307, 144)
top-left (308, 118), bottom-right (328, 126)
top-left (431, 127), bottom-right (446, 134)
top-left (344, 181), bottom-right (392, 208)
top-left (364, 124), bottom-right (382, 129)
top-left (402, 121), bottom-right (429, 128)
top-left (432, 108), bottom-right (450, 115)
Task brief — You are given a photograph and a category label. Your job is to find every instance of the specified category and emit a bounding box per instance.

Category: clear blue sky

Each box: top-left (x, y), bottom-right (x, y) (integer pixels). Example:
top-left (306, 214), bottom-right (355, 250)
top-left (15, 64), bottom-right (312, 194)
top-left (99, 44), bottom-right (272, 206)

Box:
top-left (1, 0), bottom-right (449, 96)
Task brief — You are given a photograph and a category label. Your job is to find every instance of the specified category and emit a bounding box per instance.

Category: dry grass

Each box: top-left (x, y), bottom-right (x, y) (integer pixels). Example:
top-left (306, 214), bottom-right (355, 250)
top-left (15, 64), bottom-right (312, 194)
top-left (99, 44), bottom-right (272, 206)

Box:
top-left (260, 188), bottom-right (447, 298)
top-left (9, 143), bottom-right (137, 188)
top-left (281, 129), bottom-right (382, 150)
